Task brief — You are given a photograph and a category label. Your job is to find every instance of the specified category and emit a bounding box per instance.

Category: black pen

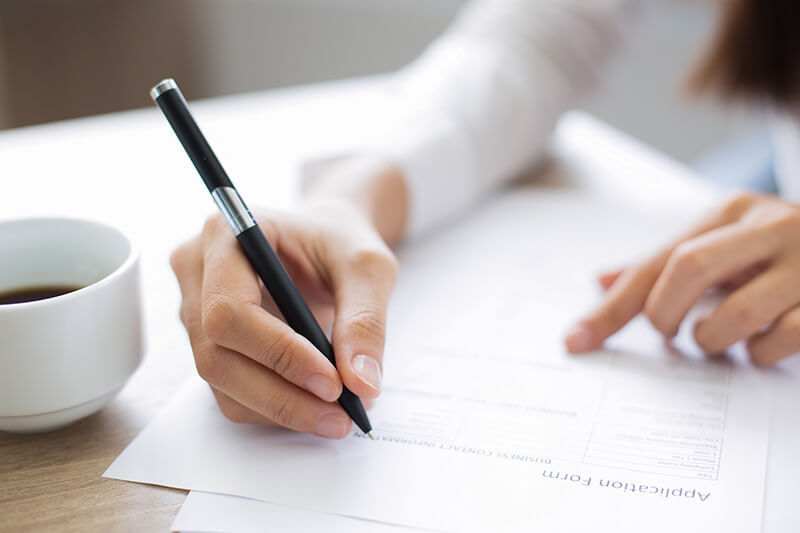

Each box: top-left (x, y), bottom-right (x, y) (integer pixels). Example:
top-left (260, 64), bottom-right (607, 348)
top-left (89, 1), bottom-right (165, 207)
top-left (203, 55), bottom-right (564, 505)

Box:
top-left (150, 78), bottom-right (373, 438)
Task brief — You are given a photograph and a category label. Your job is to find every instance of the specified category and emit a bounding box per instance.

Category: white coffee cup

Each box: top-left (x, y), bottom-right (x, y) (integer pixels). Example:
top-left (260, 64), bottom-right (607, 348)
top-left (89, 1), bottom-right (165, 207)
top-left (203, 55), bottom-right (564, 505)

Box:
top-left (0, 217), bottom-right (144, 433)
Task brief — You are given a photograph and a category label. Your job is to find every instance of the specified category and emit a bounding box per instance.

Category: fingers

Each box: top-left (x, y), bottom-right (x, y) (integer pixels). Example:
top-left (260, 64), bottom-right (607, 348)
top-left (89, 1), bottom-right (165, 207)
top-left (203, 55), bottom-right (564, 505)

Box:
top-left (172, 208), bottom-right (392, 437)
top-left (566, 254), bottom-right (666, 353)
top-left (211, 388), bottom-right (274, 425)
top-left (695, 266), bottom-right (800, 353)
top-left (211, 388), bottom-right (365, 427)
top-left (170, 235), bottom-right (205, 335)
top-left (173, 233), bottom-right (351, 437)
top-left (747, 307), bottom-right (800, 365)
top-left (719, 264), bottom-right (765, 291)
top-left (597, 269), bottom-right (623, 291)
top-left (200, 216), bottom-right (343, 402)
top-left (196, 342), bottom-right (352, 438)
top-left (643, 223), bottom-right (780, 338)
top-left (566, 192), bottom-right (768, 354)
top-left (329, 247), bottom-right (397, 399)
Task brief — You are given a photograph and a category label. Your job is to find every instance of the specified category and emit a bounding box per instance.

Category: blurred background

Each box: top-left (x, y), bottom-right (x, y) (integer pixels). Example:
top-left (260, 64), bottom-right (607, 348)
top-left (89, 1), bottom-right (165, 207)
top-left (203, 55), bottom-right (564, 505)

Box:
top-left (0, 0), bottom-right (765, 175)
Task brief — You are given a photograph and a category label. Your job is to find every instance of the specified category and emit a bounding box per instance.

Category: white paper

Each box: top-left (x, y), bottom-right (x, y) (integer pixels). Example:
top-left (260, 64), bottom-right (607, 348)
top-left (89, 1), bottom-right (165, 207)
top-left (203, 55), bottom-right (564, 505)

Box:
top-left (761, 354), bottom-right (800, 532)
top-left (181, 371), bottom-right (799, 533)
top-left (106, 185), bottom-right (771, 533)
top-left (172, 491), bottom-right (424, 533)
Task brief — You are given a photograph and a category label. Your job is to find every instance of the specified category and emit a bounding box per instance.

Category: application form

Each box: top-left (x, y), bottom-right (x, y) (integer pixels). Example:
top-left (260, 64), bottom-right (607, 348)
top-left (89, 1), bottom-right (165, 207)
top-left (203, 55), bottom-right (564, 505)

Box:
top-left (106, 187), bottom-right (770, 533)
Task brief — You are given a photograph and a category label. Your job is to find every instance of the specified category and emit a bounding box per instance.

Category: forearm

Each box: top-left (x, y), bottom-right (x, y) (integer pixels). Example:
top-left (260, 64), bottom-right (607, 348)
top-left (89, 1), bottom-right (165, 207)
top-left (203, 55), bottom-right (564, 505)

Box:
top-left (301, 155), bottom-right (409, 246)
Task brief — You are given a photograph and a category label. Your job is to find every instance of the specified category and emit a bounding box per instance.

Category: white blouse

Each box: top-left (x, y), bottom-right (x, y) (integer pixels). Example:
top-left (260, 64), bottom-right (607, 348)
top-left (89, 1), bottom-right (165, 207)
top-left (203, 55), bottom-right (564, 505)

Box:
top-left (323, 0), bottom-right (799, 238)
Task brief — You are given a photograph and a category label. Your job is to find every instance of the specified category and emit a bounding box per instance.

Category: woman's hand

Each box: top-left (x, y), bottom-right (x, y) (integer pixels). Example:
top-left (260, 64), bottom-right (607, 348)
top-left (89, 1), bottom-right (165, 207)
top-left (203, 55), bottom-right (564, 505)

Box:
top-left (566, 192), bottom-right (800, 364)
top-left (170, 201), bottom-right (398, 438)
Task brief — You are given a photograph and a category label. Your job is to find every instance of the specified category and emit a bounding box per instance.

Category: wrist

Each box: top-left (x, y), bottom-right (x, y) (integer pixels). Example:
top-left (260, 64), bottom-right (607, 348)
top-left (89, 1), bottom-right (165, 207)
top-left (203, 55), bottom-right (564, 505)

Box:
top-left (301, 156), bottom-right (408, 245)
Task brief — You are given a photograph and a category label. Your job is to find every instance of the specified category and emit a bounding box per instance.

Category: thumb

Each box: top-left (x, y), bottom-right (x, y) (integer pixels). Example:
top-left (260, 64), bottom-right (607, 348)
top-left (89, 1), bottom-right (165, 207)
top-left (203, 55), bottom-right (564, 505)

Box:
top-left (329, 249), bottom-right (397, 400)
top-left (597, 268), bottom-right (624, 291)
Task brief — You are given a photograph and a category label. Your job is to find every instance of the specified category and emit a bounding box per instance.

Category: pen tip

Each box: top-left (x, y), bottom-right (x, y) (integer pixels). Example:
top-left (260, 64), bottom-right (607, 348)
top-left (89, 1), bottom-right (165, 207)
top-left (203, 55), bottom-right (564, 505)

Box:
top-left (367, 431), bottom-right (375, 440)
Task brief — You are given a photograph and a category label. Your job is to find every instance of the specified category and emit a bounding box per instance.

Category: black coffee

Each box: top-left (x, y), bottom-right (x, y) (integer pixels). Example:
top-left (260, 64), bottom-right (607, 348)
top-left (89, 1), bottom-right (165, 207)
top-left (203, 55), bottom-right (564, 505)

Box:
top-left (0, 285), bottom-right (83, 305)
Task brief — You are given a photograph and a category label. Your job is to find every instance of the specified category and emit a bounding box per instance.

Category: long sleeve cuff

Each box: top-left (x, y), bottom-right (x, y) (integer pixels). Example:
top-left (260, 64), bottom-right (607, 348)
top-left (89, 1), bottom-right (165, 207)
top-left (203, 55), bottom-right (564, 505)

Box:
top-left (301, 112), bottom-right (482, 240)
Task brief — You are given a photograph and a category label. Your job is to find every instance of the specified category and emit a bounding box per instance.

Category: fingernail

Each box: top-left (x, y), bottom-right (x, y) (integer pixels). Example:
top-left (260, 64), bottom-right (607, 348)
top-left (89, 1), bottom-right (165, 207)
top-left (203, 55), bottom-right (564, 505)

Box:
top-left (305, 374), bottom-right (340, 402)
top-left (565, 324), bottom-right (595, 353)
top-left (316, 413), bottom-right (350, 439)
top-left (352, 354), bottom-right (382, 392)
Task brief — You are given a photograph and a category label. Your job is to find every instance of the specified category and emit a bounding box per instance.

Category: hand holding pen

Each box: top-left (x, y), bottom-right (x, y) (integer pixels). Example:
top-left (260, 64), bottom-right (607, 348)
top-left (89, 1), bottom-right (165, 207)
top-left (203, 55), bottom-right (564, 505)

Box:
top-left (156, 79), bottom-right (400, 438)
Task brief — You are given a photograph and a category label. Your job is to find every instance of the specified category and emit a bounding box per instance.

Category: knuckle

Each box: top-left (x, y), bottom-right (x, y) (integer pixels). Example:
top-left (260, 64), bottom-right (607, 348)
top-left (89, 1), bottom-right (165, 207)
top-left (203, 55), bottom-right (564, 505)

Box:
top-left (178, 303), bottom-right (191, 328)
top-left (346, 308), bottom-right (387, 341)
top-left (693, 319), bottom-right (724, 354)
top-left (693, 327), bottom-right (719, 354)
top-left (643, 300), bottom-right (671, 337)
top-left (196, 350), bottom-right (230, 387)
top-left (722, 295), bottom-right (756, 331)
top-left (383, 252), bottom-right (399, 279)
top-left (669, 244), bottom-right (707, 281)
top-left (264, 334), bottom-right (297, 377)
top-left (779, 311), bottom-right (800, 342)
top-left (722, 191), bottom-right (757, 216)
top-left (201, 296), bottom-right (238, 344)
top-left (180, 300), bottom-right (204, 334)
top-left (747, 340), bottom-right (771, 366)
top-left (169, 246), bottom-right (187, 274)
top-left (351, 248), bottom-right (397, 279)
top-left (217, 398), bottom-right (250, 424)
top-left (202, 213), bottom-right (226, 238)
top-left (263, 391), bottom-right (297, 428)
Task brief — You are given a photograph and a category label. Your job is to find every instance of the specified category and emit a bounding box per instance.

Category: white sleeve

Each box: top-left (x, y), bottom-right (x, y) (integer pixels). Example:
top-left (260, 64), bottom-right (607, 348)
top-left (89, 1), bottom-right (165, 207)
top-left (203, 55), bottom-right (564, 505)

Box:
top-left (305, 0), bottom-right (639, 238)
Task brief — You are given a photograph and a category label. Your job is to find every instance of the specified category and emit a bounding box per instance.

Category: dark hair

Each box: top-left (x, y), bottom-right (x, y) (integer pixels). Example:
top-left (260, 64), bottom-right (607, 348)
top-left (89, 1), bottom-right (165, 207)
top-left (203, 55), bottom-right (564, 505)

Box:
top-left (690, 0), bottom-right (800, 108)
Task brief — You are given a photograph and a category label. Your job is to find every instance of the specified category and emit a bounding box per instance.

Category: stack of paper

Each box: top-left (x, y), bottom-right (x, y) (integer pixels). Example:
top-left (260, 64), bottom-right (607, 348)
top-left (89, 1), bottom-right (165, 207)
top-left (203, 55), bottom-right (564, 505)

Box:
top-left (105, 182), bottom-right (774, 532)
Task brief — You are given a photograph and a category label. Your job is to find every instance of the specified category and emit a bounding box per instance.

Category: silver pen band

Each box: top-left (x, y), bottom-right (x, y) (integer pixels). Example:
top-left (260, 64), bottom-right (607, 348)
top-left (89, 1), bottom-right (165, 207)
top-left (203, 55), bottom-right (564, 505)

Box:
top-left (150, 78), bottom-right (178, 101)
top-left (211, 187), bottom-right (257, 235)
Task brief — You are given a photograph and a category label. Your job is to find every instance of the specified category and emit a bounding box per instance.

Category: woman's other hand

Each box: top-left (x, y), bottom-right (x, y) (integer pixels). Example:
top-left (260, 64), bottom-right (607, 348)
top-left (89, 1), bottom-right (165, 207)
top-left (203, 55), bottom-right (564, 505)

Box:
top-left (566, 192), bottom-right (800, 365)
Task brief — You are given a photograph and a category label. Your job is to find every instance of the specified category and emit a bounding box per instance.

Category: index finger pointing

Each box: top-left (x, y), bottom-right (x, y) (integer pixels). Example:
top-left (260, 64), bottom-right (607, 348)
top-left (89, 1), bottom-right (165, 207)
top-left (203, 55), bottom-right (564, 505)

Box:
top-left (566, 256), bottom-right (664, 352)
top-left (565, 192), bottom-right (758, 353)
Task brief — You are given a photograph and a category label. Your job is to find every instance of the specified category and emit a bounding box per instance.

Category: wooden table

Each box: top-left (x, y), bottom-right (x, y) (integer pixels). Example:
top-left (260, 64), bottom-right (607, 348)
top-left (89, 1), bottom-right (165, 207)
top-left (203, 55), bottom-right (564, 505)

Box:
top-left (1, 78), bottom-right (797, 532)
top-left (0, 350), bottom-right (191, 531)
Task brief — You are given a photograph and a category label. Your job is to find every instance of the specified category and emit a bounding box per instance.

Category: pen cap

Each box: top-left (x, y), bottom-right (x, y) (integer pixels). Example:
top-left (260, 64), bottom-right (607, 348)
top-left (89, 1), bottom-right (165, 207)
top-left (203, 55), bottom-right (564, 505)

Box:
top-left (150, 78), bottom-right (234, 192)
